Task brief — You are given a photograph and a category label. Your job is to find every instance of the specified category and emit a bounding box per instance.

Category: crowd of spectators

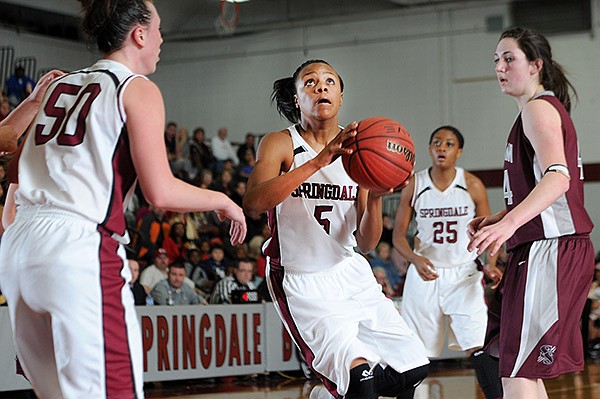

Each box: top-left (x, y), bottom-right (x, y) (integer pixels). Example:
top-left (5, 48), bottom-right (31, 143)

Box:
top-left (121, 122), bottom-right (266, 306)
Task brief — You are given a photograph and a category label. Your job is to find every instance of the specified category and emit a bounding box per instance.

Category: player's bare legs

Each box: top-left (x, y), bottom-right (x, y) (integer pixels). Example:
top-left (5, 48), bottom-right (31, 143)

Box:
top-left (502, 377), bottom-right (548, 399)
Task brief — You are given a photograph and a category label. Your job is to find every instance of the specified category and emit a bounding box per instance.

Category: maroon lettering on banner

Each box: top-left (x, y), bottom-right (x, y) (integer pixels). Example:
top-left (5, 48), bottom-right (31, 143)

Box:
top-left (282, 325), bottom-right (293, 361)
top-left (157, 316), bottom-right (170, 371)
top-left (253, 313), bottom-right (262, 364)
top-left (215, 315), bottom-right (226, 367)
top-left (200, 314), bottom-right (212, 369)
top-left (141, 316), bottom-right (153, 372)
top-left (243, 314), bottom-right (251, 365)
top-left (172, 315), bottom-right (179, 370)
top-left (182, 315), bottom-right (196, 370)
top-left (229, 314), bottom-right (241, 366)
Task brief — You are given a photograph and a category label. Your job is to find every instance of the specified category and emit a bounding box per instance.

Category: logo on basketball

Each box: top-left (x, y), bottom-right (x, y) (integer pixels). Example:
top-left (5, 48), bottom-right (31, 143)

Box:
top-left (387, 140), bottom-right (415, 163)
top-left (537, 344), bottom-right (556, 365)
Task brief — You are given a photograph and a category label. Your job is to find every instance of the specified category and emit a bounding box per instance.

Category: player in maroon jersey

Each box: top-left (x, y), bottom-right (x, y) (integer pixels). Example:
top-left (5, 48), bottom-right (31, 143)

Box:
top-left (468, 27), bottom-right (594, 398)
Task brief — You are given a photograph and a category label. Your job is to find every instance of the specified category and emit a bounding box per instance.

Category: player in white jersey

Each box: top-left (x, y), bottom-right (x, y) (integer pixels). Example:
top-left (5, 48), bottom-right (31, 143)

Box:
top-left (0, 1), bottom-right (246, 398)
top-left (393, 126), bottom-right (503, 399)
top-left (244, 60), bottom-right (428, 399)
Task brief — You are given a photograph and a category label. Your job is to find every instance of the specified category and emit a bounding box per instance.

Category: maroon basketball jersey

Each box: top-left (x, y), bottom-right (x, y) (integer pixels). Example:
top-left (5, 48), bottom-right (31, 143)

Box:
top-left (503, 94), bottom-right (593, 251)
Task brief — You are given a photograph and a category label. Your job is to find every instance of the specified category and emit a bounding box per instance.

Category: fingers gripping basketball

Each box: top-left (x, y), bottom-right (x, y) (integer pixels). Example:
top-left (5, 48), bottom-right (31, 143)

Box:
top-left (342, 117), bottom-right (416, 192)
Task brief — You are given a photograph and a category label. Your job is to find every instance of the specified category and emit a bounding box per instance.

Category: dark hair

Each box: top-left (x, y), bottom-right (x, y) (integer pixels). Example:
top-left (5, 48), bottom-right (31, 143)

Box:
top-left (236, 258), bottom-right (255, 268)
top-left (429, 125), bottom-right (464, 149)
top-left (271, 59), bottom-right (344, 123)
top-left (500, 27), bottom-right (576, 113)
top-left (168, 261), bottom-right (185, 271)
top-left (169, 221), bottom-right (186, 239)
top-left (79, 0), bottom-right (153, 54)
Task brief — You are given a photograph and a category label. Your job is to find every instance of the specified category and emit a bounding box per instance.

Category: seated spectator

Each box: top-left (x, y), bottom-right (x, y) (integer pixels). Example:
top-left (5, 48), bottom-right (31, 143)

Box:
top-left (235, 148), bottom-right (256, 182)
top-left (230, 181), bottom-right (246, 208)
top-left (211, 169), bottom-right (234, 197)
top-left (187, 248), bottom-right (219, 297)
top-left (151, 262), bottom-right (207, 306)
top-left (165, 211), bottom-right (196, 242)
top-left (236, 132), bottom-right (256, 164)
top-left (128, 258), bottom-right (148, 306)
top-left (211, 127), bottom-right (239, 173)
top-left (195, 168), bottom-right (213, 189)
top-left (370, 242), bottom-right (403, 296)
top-left (5, 66), bottom-right (35, 109)
top-left (189, 127), bottom-right (214, 175)
top-left (203, 245), bottom-right (228, 280)
top-left (164, 121), bottom-right (179, 162)
top-left (163, 122), bottom-right (192, 177)
top-left (132, 205), bottom-right (171, 264)
top-left (162, 221), bottom-right (190, 263)
top-left (222, 158), bottom-right (236, 176)
top-left (139, 248), bottom-right (170, 293)
top-left (210, 259), bottom-right (256, 304)
top-left (198, 240), bottom-right (212, 262)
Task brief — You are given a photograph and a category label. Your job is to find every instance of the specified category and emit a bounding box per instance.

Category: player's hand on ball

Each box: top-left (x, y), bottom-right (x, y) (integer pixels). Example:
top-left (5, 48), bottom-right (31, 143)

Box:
top-left (314, 121), bottom-right (358, 169)
top-left (393, 171), bottom-right (414, 192)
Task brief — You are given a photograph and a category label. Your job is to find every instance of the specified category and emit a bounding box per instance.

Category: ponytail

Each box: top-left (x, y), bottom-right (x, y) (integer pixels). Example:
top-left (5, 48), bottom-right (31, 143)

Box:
top-left (546, 60), bottom-right (576, 113)
top-left (271, 77), bottom-right (299, 123)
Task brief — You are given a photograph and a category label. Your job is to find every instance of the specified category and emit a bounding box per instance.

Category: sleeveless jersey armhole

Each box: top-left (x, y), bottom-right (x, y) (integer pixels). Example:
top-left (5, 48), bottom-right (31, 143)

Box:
top-left (117, 75), bottom-right (149, 124)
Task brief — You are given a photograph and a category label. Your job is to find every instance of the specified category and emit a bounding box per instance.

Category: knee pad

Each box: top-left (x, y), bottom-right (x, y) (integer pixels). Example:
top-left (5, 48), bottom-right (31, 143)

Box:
top-left (346, 363), bottom-right (377, 399)
top-left (375, 364), bottom-right (429, 397)
top-left (470, 350), bottom-right (503, 399)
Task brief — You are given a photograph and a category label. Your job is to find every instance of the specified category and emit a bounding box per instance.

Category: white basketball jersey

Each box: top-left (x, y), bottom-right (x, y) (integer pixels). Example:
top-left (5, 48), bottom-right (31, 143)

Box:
top-left (15, 60), bottom-right (143, 242)
top-left (411, 167), bottom-right (477, 268)
top-left (263, 125), bottom-right (359, 272)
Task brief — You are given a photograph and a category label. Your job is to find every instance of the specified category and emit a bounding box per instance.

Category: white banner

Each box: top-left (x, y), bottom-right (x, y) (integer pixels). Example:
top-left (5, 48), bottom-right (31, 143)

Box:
top-left (0, 303), bottom-right (300, 391)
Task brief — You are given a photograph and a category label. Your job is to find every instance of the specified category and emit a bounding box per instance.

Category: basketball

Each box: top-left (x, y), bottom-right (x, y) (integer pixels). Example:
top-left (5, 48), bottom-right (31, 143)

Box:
top-left (342, 117), bottom-right (416, 192)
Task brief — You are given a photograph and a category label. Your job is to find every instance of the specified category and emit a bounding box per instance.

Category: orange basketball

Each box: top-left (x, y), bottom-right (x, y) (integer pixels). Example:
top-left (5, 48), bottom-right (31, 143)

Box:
top-left (342, 117), bottom-right (415, 193)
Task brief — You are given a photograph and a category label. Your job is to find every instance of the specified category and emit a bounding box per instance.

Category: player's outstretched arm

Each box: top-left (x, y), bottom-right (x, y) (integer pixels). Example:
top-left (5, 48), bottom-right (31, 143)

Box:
top-left (125, 77), bottom-right (246, 245)
top-left (0, 70), bottom-right (65, 153)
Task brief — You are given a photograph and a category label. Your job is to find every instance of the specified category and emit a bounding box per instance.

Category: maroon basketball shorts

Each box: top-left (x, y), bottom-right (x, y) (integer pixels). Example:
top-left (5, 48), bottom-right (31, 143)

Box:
top-left (485, 235), bottom-right (594, 379)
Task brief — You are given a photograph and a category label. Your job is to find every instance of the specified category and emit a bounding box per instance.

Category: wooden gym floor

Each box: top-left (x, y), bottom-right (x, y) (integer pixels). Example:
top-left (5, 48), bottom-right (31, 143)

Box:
top-left (3, 358), bottom-right (598, 398)
top-left (140, 358), bottom-right (600, 399)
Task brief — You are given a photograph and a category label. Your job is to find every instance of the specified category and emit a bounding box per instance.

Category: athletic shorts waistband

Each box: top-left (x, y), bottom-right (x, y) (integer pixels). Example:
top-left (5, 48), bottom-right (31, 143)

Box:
top-left (269, 255), bottom-right (358, 276)
top-left (15, 205), bottom-right (96, 228)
